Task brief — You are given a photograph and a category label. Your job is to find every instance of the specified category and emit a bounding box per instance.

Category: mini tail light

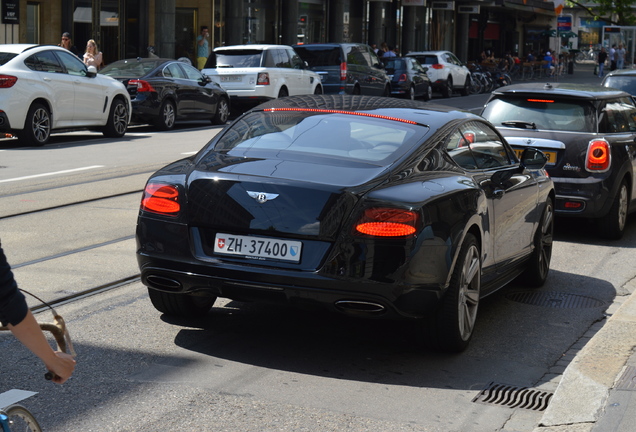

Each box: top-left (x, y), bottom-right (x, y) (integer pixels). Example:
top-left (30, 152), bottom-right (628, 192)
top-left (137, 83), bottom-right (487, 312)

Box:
top-left (141, 183), bottom-right (180, 216)
top-left (0, 75), bottom-right (17, 88)
top-left (340, 62), bottom-right (347, 80)
top-left (564, 201), bottom-right (583, 209)
top-left (355, 208), bottom-right (420, 237)
top-left (129, 79), bottom-right (156, 92)
top-left (398, 73), bottom-right (407, 82)
top-left (431, 64), bottom-right (444, 69)
top-left (586, 139), bottom-right (611, 172)
top-left (257, 72), bottom-right (270, 85)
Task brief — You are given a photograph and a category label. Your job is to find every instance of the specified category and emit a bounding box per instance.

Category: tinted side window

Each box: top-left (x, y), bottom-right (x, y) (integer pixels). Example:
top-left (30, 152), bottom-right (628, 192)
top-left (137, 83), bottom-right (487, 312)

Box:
top-left (273, 50), bottom-right (292, 68)
top-left (56, 50), bottom-right (87, 76)
top-left (359, 45), bottom-right (376, 67)
top-left (347, 46), bottom-right (366, 66)
top-left (288, 49), bottom-right (304, 69)
top-left (165, 63), bottom-right (186, 79)
top-left (446, 121), bottom-right (514, 170)
top-left (26, 51), bottom-right (64, 73)
top-left (601, 98), bottom-right (636, 133)
top-left (181, 63), bottom-right (205, 80)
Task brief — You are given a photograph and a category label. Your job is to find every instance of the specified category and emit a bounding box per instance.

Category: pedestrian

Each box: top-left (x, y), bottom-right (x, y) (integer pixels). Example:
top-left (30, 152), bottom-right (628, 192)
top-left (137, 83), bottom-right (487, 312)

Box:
top-left (83, 39), bottom-right (103, 70)
top-left (542, 51), bottom-right (555, 76)
top-left (196, 25), bottom-right (210, 70)
top-left (383, 46), bottom-right (397, 58)
top-left (597, 47), bottom-right (608, 77)
top-left (59, 32), bottom-right (80, 57)
top-left (371, 43), bottom-right (379, 54)
top-left (617, 43), bottom-right (626, 70)
top-left (0, 241), bottom-right (76, 384)
top-left (610, 44), bottom-right (617, 71)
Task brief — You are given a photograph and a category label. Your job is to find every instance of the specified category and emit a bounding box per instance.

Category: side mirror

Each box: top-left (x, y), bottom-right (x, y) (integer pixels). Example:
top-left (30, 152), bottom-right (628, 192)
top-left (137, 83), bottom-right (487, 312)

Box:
top-left (519, 147), bottom-right (548, 169)
top-left (87, 65), bottom-right (98, 77)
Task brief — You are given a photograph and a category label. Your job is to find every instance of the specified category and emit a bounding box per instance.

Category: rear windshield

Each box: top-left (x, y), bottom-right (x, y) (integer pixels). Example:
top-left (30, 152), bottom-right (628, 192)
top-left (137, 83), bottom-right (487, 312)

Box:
top-left (293, 46), bottom-right (341, 67)
top-left (210, 110), bottom-right (426, 165)
top-left (383, 59), bottom-right (406, 71)
top-left (0, 52), bottom-right (18, 66)
top-left (410, 55), bottom-right (438, 65)
top-left (603, 75), bottom-right (636, 96)
top-left (482, 96), bottom-right (596, 132)
top-left (214, 50), bottom-right (264, 68)
top-left (100, 60), bottom-right (163, 77)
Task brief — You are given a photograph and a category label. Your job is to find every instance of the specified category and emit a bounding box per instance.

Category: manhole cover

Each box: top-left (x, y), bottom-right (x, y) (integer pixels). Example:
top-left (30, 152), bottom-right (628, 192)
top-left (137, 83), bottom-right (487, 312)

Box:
top-left (506, 291), bottom-right (606, 309)
top-left (473, 382), bottom-right (553, 411)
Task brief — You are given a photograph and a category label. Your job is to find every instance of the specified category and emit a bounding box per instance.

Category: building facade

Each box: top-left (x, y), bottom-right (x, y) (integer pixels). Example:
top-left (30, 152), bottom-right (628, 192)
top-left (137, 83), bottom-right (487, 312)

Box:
top-left (1, 0), bottom-right (564, 66)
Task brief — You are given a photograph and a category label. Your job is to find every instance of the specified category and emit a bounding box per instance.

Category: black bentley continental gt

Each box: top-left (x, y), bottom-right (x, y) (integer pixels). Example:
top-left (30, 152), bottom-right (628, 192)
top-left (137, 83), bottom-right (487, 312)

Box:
top-left (136, 95), bottom-right (555, 352)
top-left (100, 58), bottom-right (230, 130)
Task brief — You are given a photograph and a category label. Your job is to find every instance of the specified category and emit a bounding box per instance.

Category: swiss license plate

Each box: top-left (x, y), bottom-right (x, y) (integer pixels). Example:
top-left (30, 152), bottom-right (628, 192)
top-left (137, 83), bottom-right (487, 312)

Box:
top-left (514, 148), bottom-right (557, 165)
top-left (214, 233), bottom-right (302, 262)
top-left (220, 75), bottom-right (241, 82)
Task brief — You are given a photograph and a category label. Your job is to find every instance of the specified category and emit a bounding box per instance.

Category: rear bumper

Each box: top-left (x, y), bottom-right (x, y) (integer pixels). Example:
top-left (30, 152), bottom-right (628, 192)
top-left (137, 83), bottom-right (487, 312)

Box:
top-left (552, 176), bottom-right (613, 218)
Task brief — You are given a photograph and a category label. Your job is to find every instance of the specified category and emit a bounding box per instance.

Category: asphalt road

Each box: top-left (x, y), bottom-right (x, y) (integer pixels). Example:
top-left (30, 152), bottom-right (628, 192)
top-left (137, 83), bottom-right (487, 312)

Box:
top-left (1, 70), bottom-right (635, 431)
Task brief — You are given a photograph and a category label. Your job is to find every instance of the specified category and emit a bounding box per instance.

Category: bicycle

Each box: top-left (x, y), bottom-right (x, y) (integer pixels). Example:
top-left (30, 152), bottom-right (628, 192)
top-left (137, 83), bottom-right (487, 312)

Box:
top-left (0, 290), bottom-right (76, 432)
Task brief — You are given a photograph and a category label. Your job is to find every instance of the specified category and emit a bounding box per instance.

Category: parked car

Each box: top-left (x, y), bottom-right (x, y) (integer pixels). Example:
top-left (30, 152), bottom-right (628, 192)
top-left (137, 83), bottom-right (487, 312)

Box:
top-left (405, 50), bottom-right (471, 98)
top-left (201, 44), bottom-right (322, 107)
top-left (293, 43), bottom-right (391, 96)
top-left (601, 69), bottom-right (636, 96)
top-left (0, 44), bottom-right (131, 146)
top-left (100, 58), bottom-right (230, 130)
top-left (382, 57), bottom-right (432, 100)
top-left (481, 83), bottom-right (636, 239)
top-left (136, 94), bottom-right (554, 353)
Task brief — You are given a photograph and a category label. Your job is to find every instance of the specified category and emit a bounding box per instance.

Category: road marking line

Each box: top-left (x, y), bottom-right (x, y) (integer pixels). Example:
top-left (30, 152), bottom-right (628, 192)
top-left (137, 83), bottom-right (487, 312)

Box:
top-left (0, 165), bottom-right (105, 183)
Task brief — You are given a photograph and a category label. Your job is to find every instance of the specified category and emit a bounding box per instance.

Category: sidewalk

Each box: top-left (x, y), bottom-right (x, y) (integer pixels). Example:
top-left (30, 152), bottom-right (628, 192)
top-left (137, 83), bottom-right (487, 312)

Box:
top-left (527, 60), bottom-right (636, 432)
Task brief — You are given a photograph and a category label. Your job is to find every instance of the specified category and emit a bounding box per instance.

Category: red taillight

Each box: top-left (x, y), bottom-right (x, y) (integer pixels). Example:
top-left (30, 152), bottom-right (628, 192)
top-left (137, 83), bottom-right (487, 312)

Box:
top-left (0, 75), bottom-right (17, 88)
top-left (586, 139), bottom-right (611, 172)
top-left (355, 208), bottom-right (419, 237)
top-left (257, 72), bottom-right (270, 85)
top-left (340, 62), bottom-right (347, 80)
top-left (564, 201), bottom-right (583, 209)
top-left (129, 79), bottom-right (156, 92)
top-left (431, 64), bottom-right (444, 70)
top-left (398, 73), bottom-right (407, 82)
top-left (141, 183), bottom-right (180, 216)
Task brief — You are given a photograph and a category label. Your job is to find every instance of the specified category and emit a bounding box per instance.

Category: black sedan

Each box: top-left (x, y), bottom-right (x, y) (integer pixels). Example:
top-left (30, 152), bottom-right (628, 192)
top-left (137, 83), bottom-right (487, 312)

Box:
top-left (383, 57), bottom-right (432, 101)
top-left (482, 83), bottom-right (636, 239)
top-left (100, 58), bottom-right (230, 130)
top-left (136, 95), bottom-right (554, 352)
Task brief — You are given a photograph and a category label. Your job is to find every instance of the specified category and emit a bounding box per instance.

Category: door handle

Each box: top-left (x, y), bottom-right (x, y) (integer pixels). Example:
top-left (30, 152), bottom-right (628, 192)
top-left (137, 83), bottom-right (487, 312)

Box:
top-left (493, 189), bottom-right (505, 199)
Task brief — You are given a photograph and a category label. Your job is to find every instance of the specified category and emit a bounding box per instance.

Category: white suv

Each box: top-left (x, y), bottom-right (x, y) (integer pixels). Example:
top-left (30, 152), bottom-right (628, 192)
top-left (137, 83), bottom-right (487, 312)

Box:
top-left (202, 44), bottom-right (323, 106)
top-left (406, 51), bottom-right (471, 98)
top-left (0, 44), bottom-right (131, 146)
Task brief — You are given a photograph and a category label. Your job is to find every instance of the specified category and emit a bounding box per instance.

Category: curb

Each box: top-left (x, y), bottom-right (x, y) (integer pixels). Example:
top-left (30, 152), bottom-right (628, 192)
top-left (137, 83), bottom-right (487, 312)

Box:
top-left (534, 278), bottom-right (636, 431)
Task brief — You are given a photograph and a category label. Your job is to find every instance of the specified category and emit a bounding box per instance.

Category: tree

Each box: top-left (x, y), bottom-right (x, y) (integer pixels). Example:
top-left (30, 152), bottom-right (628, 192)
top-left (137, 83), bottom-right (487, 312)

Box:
top-left (567, 0), bottom-right (636, 26)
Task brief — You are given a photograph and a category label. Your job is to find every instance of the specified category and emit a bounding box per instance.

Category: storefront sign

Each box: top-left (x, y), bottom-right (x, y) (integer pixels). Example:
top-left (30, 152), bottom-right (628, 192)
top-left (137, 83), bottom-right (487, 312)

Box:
top-left (557, 16), bottom-right (572, 31)
top-left (431, 1), bottom-right (455, 10)
top-left (2, 1), bottom-right (19, 24)
top-left (403, 0), bottom-right (426, 5)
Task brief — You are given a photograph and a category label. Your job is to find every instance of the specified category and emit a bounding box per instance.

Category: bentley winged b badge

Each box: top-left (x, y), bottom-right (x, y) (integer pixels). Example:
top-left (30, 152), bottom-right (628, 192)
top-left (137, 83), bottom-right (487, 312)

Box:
top-left (247, 191), bottom-right (279, 204)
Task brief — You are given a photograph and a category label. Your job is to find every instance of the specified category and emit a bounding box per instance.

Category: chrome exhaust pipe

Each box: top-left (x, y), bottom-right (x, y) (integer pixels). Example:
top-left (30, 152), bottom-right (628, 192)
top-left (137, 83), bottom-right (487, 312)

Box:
top-left (146, 274), bottom-right (182, 291)
top-left (334, 300), bottom-right (386, 315)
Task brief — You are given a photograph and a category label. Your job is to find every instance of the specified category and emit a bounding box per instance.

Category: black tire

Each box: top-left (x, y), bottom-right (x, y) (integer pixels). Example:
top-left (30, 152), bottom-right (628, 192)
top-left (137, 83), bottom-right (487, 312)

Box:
top-left (441, 76), bottom-right (453, 98)
top-left (423, 83), bottom-right (433, 101)
top-left (598, 180), bottom-right (629, 240)
top-left (459, 76), bottom-right (470, 96)
top-left (314, 85), bottom-right (323, 95)
top-left (102, 98), bottom-right (128, 138)
top-left (407, 85), bottom-right (415, 100)
top-left (277, 87), bottom-right (289, 98)
top-left (17, 103), bottom-right (51, 146)
top-left (211, 97), bottom-right (230, 125)
top-left (432, 233), bottom-right (481, 352)
top-left (154, 99), bottom-right (176, 130)
top-left (352, 85), bottom-right (361, 95)
top-left (148, 288), bottom-right (216, 318)
top-left (520, 197), bottom-right (554, 287)
top-left (5, 405), bottom-right (42, 432)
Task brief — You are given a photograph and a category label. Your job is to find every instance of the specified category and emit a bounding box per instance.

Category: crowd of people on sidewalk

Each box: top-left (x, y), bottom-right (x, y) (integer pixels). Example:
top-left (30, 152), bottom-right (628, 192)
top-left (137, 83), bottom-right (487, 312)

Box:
top-left (597, 43), bottom-right (627, 77)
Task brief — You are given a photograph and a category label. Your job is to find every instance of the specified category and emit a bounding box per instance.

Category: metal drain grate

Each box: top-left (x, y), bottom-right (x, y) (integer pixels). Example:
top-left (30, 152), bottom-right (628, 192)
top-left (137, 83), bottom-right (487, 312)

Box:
top-left (472, 382), bottom-right (553, 411)
top-left (506, 291), bottom-right (606, 309)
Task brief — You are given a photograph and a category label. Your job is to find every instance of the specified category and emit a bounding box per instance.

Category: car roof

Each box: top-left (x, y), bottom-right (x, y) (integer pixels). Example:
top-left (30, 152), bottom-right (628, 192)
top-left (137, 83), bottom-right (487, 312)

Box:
top-left (605, 69), bottom-right (636, 78)
top-left (0, 44), bottom-right (63, 54)
top-left (490, 82), bottom-right (630, 100)
top-left (406, 51), bottom-right (449, 56)
top-left (293, 43), bottom-right (367, 47)
top-left (214, 44), bottom-right (293, 52)
top-left (250, 95), bottom-right (479, 129)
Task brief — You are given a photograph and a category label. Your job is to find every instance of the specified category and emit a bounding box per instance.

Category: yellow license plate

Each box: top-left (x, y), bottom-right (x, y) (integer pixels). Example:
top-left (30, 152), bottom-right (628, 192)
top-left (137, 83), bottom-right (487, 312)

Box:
top-left (514, 148), bottom-right (557, 165)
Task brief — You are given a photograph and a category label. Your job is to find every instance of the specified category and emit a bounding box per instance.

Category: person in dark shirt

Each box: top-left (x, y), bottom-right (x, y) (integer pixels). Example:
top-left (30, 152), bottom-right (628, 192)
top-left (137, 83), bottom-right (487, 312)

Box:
top-left (598, 47), bottom-right (608, 78)
top-left (0, 242), bottom-right (75, 383)
top-left (59, 32), bottom-right (81, 57)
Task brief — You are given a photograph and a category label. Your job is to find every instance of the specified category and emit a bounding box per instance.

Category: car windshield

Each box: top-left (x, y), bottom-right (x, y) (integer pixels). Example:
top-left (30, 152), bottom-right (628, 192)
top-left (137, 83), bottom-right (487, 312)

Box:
top-left (215, 50), bottom-right (263, 68)
top-left (603, 76), bottom-right (636, 95)
top-left (293, 46), bottom-right (341, 66)
top-left (384, 59), bottom-right (406, 71)
top-left (0, 52), bottom-right (17, 66)
top-left (210, 110), bottom-right (427, 165)
top-left (482, 96), bottom-right (596, 132)
top-left (100, 60), bottom-right (163, 77)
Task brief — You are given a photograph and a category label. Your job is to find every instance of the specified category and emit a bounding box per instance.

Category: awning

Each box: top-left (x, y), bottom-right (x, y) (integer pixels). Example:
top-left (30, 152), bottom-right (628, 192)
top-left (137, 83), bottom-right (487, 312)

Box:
top-left (73, 7), bottom-right (119, 26)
